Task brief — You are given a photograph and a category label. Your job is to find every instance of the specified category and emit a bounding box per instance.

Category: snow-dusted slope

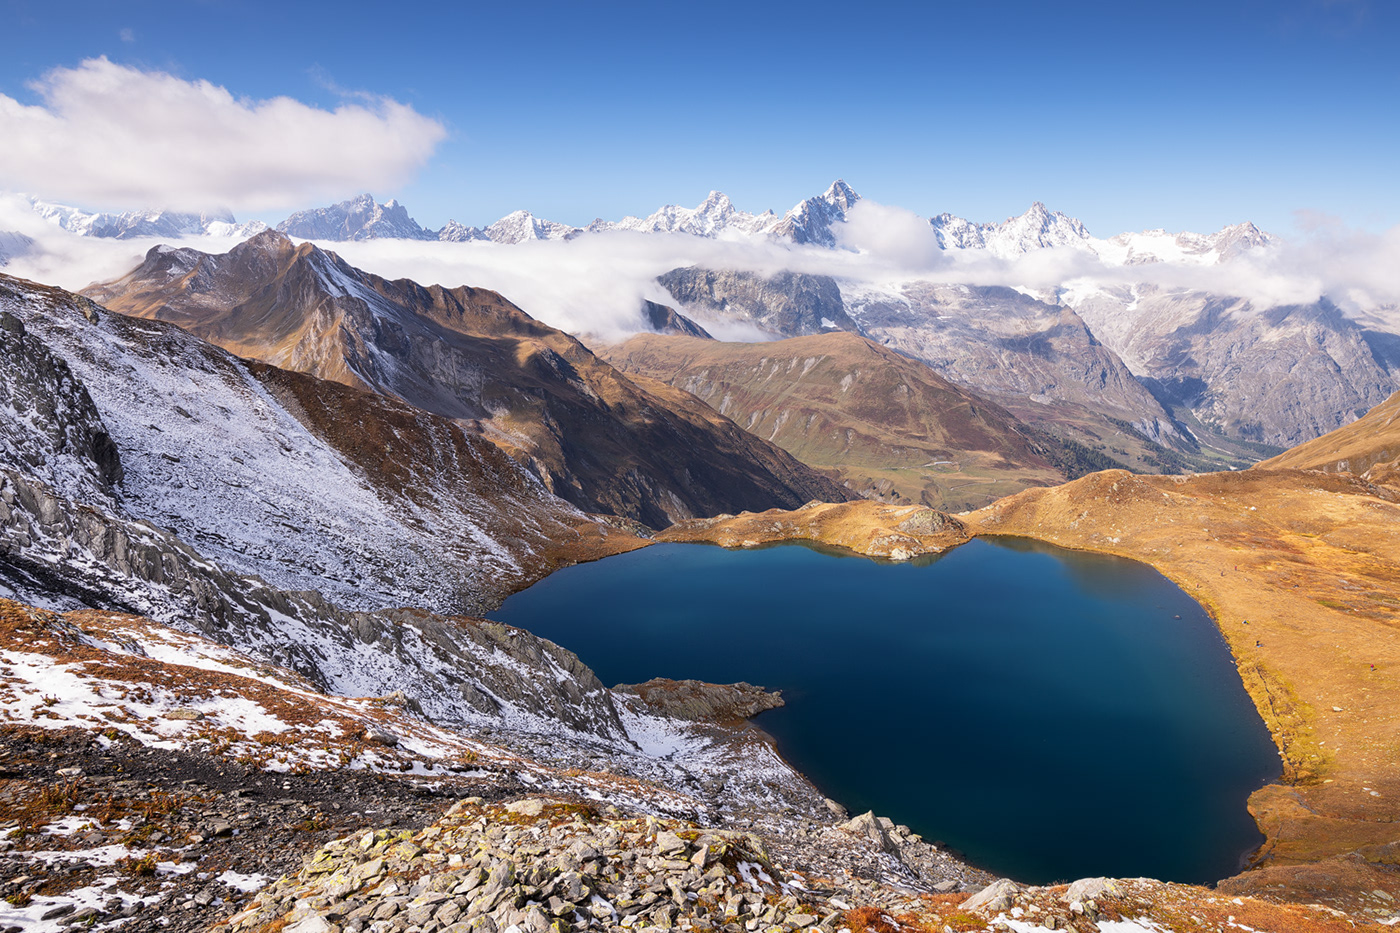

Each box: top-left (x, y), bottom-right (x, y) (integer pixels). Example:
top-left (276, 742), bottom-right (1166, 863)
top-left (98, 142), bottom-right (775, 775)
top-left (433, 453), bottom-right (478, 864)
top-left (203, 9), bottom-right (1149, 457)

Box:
top-left (25, 197), bottom-right (266, 240)
top-left (0, 231), bottom-right (34, 266)
top-left (0, 272), bottom-right (600, 616)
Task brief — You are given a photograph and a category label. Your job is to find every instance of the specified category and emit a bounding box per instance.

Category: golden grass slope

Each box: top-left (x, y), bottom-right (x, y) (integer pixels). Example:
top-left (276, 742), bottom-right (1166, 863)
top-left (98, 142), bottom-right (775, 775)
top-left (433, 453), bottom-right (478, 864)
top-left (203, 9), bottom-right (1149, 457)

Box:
top-left (1259, 389), bottom-right (1400, 477)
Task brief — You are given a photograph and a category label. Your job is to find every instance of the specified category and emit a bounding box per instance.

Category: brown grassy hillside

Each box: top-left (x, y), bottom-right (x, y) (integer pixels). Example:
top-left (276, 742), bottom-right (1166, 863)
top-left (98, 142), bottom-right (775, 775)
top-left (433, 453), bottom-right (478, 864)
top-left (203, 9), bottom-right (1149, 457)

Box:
top-left (601, 331), bottom-right (1069, 509)
top-left (1258, 389), bottom-right (1400, 477)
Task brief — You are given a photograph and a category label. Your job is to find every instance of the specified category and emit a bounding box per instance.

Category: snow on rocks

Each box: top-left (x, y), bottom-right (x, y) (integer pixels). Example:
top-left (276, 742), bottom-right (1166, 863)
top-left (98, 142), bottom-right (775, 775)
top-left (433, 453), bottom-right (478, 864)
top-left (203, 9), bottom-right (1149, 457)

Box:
top-left (0, 272), bottom-right (575, 618)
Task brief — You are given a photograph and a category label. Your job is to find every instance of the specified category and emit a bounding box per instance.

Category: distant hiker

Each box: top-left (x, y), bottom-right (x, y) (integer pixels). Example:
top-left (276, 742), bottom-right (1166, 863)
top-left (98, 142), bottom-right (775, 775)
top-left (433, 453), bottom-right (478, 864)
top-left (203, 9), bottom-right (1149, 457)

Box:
top-left (1256, 640), bottom-right (1262, 647)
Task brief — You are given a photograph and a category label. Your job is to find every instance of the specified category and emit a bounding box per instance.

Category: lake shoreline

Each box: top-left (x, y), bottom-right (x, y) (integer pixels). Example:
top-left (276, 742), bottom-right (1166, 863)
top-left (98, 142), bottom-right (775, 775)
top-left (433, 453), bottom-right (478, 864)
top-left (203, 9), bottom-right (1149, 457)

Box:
top-left (651, 470), bottom-right (1400, 902)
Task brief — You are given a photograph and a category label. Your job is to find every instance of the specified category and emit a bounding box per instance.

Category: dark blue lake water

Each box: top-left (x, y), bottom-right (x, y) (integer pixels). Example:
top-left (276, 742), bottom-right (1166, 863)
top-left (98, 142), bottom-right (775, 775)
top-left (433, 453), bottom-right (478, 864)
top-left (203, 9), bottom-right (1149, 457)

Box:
top-left (488, 538), bottom-right (1280, 884)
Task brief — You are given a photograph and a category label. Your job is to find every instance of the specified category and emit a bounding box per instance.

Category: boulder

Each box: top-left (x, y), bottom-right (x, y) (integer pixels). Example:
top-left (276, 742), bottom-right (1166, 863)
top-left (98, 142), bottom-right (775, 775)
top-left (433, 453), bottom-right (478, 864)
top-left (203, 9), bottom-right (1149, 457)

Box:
top-left (961, 878), bottom-right (1021, 912)
top-left (1062, 877), bottom-right (1121, 903)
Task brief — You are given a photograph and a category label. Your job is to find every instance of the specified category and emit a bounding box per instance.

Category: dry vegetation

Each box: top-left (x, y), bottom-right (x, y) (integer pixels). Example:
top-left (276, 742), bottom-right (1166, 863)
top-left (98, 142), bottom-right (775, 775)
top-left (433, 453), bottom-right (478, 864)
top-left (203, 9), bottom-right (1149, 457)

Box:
top-left (660, 466), bottom-right (1400, 903)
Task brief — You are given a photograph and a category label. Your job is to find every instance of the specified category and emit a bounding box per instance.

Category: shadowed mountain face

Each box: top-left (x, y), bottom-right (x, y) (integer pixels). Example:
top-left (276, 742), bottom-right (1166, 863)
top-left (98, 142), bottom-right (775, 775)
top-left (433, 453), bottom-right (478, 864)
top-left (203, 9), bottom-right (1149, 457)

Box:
top-left (1072, 290), bottom-right (1399, 449)
top-left (600, 331), bottom-right (1072, 510)
top-left (83, 232), bottom-right (852, 527)
top-left (641, 300), bottom-right (712, 339)
top-left (658, 267), bottom-right (861, 337)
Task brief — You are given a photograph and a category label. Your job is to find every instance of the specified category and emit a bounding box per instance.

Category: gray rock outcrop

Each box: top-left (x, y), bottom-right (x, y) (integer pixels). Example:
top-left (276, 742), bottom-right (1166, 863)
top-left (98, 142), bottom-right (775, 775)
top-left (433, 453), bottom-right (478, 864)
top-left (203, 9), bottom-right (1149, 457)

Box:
top-left (1075, 289), bottom-right (1398, 448)
top-left (658, 267), bottom-right (861, 337)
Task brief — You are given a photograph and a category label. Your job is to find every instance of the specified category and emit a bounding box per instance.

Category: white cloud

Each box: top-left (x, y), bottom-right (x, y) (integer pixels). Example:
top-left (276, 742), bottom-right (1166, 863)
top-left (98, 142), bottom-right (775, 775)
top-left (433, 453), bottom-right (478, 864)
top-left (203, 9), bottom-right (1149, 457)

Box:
top-left (0, 58), bottom-right (446, 213)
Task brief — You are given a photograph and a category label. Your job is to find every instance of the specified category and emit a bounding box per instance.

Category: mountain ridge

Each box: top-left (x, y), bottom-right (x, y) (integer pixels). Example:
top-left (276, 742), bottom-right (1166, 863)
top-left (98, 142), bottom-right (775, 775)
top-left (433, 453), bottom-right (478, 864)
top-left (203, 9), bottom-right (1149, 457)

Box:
top-left (81, 231), bottom-right (855, 527)
top-left (13, 184), bottom-right (1279, 268)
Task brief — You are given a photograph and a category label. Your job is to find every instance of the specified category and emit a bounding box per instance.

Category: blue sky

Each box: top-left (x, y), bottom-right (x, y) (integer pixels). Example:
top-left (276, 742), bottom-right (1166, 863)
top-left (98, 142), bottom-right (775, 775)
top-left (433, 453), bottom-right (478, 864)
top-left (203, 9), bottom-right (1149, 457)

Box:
top-left (1, 0), bottom-right (1396, 236)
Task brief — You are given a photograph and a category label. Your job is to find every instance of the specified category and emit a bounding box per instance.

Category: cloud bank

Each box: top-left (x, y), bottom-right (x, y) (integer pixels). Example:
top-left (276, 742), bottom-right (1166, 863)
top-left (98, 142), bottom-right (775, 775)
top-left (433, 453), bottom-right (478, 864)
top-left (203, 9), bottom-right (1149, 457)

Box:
top-left (4, 196), bottom-right (1400, 340)
top-left (0, 58), bottom-right (446, 213)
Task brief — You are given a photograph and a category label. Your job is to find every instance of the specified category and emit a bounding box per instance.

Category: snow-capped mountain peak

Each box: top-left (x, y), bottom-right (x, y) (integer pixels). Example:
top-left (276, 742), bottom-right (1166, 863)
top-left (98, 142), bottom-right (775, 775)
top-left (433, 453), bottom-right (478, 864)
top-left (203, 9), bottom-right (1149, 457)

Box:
top-left (23, 196), bottom-right (266, 240)
top-left (1094, 220), bottom-right (1279, 266)
top-left (586, 190), bottom-right (778, 239)
top-left (822, 179), bottom-right (860, 212)
top-left (437, 219), bottom-right (489, 242)
top-left (483, 209), bottom-right (580, 244)
top-left (768, 179), bottom-right (862, 247)
top-left (927, 201), bottom-right (1092, 258)
top-left (276, 193), bottom-right (437, 242)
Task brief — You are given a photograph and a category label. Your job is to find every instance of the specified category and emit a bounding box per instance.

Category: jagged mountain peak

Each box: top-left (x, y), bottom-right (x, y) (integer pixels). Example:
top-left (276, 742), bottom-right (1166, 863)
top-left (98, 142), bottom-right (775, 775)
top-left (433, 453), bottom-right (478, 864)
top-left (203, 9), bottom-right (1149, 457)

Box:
top-left (770, 180), bottom-right (862, 248)
top-left (437, 218), bottom-right (488, 242)
top-left (822, 179), bottom-right (860, 210)
top-left (1008, 200), bottom-right (1089, 235)
top-left (699, 190), bottom-right (734, 210)
top-left (276, 193), bottom-right (436, 242)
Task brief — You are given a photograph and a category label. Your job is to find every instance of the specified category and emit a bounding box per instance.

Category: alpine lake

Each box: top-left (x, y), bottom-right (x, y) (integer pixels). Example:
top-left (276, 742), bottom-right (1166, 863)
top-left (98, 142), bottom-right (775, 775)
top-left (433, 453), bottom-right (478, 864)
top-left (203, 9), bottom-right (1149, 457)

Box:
top-left (488, 537), bottom-right (1281, 885)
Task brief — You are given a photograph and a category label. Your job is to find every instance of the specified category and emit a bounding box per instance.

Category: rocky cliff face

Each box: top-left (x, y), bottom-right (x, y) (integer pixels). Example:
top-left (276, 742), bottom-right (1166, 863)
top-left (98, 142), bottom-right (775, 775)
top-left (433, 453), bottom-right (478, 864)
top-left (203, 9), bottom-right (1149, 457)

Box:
top-left (82, 232), bottom-right (853, 527)
top-left (657, 267), bottom-right (861, 337)
top-left (0, 309), bottom-right (121, 502)
top-left (1072, 289), bottom-right (1397, 448)
top-left (845, 283), bottom-right (1179, 441)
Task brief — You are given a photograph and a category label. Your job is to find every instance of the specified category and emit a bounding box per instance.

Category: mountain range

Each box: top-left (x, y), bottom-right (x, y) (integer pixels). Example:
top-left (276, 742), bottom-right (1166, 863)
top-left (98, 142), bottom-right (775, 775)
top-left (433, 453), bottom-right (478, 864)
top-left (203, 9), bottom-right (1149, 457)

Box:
top-left (15, 180), bottom-right (1393, 461)
top-left (12, 180), bottom-right (1273, 265)
top-left (23, 196), bottom-right (268, 240)
top-left (266, 181), bottom-right (1276, 263)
